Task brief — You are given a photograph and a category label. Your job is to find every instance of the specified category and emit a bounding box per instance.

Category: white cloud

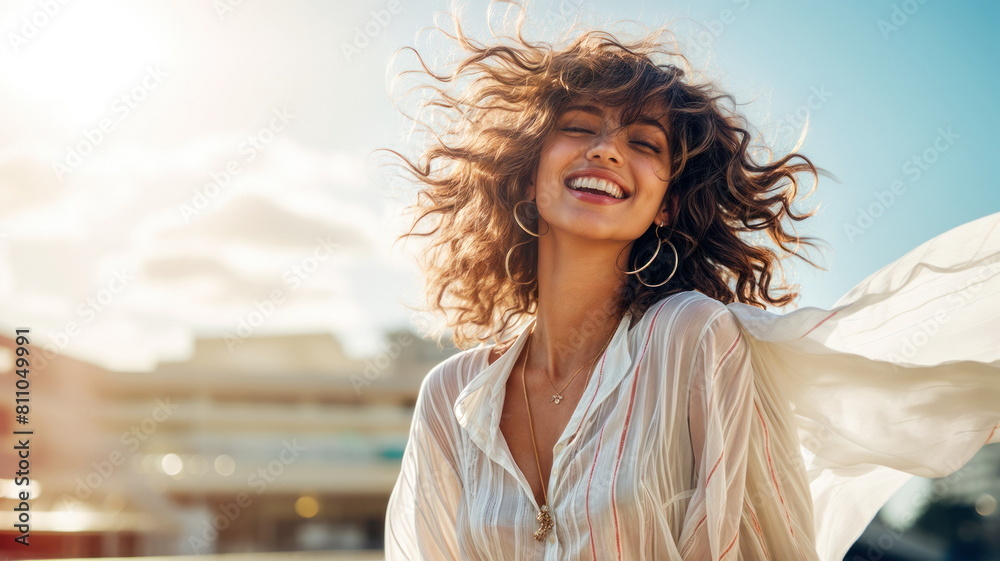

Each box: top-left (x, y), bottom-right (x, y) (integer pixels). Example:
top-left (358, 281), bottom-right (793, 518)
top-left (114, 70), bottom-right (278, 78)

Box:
top-left (0, 138), bottom-right (414, 371)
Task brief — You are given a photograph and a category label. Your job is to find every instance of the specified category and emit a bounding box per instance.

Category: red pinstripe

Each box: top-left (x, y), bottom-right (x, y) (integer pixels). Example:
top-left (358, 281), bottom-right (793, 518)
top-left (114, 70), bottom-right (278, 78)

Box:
top-left (746, 501), bottom-right (763, 538)
top-left (583, 354), bottom-right (610, 561)
top-left (683, 330), bottom-right (745, 557)
top-left (684, 514), bottom-right (706, 551)
top-left (717, 331), bottom-right (742, 368)
top-left (586, 424), bottom-right (606, 561)
top-left (704, 332), bottom-right (743, 485)
top-left (799, 311), bottom-right (838, 339)
top-left (985, 423), bottom-right (999, 445)
top-left (745, 502), bottom-right (774, 561)
top-left (754, 401), bottom-right (794, 536)
top-left (706, 454), bottom-right (724, 485)
top-left (720, 530), bottom-right (739, 559)
top-left (610, 300), bottom-right (669, 559)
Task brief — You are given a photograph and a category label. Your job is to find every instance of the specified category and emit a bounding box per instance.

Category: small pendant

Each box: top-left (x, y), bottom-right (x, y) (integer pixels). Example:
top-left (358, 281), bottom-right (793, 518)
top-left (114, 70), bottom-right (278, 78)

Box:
top-left (533, 504), bottom-right (554, 541)
top-left (550, 394), bottom-right (563, 404)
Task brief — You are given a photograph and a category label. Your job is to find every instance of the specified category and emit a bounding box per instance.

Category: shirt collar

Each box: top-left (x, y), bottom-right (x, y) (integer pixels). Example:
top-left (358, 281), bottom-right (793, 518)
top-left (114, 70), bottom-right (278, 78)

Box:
top-left (453, 312), bottom-right (636, 469)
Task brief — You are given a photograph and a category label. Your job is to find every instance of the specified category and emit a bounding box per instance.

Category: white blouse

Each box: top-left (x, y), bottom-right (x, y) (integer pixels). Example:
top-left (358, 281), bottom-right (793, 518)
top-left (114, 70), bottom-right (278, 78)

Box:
top-left (385, 211), bottom-right (1000, 561)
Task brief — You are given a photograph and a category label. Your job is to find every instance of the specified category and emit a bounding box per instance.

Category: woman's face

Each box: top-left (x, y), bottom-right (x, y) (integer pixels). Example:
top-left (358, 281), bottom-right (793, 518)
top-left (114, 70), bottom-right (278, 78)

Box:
top-left (529, 100), bottom-right (674, 243)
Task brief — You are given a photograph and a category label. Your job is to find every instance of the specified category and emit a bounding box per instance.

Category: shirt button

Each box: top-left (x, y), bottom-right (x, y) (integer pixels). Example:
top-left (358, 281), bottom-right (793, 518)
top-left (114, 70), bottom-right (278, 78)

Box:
top-left (554, 443), bottom-right (565, 453)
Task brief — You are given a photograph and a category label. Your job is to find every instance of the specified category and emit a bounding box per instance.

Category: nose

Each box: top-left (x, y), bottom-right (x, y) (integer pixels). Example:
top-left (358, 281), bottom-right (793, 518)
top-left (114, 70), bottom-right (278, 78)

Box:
top-left (585, 130), bottom-right (623, 165)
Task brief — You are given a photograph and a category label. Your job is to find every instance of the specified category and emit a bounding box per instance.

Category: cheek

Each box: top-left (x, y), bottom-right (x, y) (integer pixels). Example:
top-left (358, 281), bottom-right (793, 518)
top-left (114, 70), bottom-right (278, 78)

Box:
top-left (639, 161), bottom-right (671, 194)
top-left (536, 144), bottom-right (576, 193)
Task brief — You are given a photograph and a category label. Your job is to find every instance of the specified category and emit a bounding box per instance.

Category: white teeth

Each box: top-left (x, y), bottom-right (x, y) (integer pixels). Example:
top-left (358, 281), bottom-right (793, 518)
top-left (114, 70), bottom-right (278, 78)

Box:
top-left (567, 176), bottom-right (625, 199)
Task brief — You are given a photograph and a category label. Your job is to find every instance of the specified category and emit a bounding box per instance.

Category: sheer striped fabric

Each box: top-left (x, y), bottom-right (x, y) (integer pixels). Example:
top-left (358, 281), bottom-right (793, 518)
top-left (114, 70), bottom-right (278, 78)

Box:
top-left (385, 211), bottom-right (1000, 560)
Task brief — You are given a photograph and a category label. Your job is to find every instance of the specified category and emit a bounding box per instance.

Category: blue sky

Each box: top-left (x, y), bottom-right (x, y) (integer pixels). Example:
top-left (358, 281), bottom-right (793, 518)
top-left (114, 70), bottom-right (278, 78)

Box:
top-left (0, 0), bottom-right (996, 369)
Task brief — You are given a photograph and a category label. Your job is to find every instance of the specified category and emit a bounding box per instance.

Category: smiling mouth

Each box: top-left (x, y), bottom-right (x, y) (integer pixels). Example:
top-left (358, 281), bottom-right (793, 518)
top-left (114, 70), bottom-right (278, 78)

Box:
top-left (564, 176), bottom-right (629, 199)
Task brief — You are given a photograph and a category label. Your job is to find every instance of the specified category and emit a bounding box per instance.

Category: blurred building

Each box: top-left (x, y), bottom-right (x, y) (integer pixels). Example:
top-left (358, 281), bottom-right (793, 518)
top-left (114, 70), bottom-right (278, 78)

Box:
top-left (0, 328), bottom-right (456, 558)
top-left (846, 443), bottom-right (1000, 561)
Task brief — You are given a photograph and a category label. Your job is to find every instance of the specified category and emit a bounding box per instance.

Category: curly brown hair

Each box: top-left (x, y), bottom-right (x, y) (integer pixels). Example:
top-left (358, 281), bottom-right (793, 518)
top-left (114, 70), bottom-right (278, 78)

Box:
top-left (379, 0), bottom-right (832, 349)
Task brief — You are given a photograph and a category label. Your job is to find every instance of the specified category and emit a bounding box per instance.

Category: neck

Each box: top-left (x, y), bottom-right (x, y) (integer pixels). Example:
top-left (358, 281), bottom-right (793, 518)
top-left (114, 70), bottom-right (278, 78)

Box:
top-left (528, 231), bottom-right (631, 385)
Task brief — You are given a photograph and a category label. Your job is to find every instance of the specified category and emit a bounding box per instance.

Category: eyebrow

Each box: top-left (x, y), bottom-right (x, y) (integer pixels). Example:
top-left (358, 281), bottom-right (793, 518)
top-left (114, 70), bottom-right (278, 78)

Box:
top-left (562, 104), bottom-right (669, 138)
top-left (563, 104), bottom-right (604, 117)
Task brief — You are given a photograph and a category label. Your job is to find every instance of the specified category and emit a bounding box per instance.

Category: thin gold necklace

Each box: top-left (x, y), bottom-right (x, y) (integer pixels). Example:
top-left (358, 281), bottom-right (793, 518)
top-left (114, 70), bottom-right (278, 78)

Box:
top-left (540, 338), bottom-right (598, 405)
top-left (533, 323), bottom-right (617, 404)
top-left (520, 321), bottom-right (617, 541)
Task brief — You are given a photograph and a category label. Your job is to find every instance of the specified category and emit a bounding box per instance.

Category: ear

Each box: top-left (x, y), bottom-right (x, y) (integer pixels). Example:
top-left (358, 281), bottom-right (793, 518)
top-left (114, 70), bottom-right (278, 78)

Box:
top-left (656, 191), bottom-right (679, 227)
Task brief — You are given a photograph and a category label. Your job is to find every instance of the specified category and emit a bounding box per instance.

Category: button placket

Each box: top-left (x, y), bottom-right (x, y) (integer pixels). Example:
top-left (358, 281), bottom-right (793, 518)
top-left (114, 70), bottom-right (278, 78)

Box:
top-left (546, 435), bottom-right (579, 521)
top-left (544, 528), bottom-right (558, 561)
top-left (549, 440), bottom-right (569, 495)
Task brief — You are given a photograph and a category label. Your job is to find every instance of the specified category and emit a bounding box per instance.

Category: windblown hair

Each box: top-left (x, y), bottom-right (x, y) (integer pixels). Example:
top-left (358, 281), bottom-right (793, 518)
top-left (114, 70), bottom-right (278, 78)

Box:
top-left (382, 0), bottom-right (831, 348)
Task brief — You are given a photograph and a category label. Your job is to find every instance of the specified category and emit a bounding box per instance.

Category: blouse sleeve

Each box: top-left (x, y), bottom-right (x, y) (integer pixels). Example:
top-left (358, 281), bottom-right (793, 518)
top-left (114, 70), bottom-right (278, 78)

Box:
top-left (384, 364), bottom-right (463, 560)
top-left (724, 210), bottom-right (1000, 561)
top-left (678, 305), bottom-right (755, 560)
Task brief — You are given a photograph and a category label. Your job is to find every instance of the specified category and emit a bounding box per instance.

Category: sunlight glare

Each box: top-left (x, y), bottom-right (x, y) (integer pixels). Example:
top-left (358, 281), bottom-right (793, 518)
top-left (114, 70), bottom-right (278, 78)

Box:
top-left (4, 1), bottom-right (162, 126)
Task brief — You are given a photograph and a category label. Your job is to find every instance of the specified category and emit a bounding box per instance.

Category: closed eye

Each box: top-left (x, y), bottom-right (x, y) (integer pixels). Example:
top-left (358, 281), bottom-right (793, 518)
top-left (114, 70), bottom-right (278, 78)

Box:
top-left (631, 140), bottom-right (662, 153)
top-left (562, 127), bottom-right (594, 134)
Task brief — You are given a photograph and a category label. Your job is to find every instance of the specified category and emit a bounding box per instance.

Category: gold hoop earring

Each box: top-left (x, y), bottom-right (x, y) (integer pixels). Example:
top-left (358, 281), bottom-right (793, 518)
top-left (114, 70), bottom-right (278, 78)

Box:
top-left (618, 223), bottom-right (680, 288)
top-left (505, 199), bottom-right (545, 285)
top-left (513, 199), bottom-right (549, 237)
top-left (505, 239), bottom-right (535, 285)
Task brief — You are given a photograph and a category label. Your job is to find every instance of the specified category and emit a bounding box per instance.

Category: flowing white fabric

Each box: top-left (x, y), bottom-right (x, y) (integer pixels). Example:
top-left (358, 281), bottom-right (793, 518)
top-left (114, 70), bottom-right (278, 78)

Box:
top-left (384, 211), bottom-right (1000, 560)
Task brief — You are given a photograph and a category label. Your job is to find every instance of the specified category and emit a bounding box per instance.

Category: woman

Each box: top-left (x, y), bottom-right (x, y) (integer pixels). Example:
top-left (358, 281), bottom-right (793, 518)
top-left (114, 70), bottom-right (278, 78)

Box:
top-left (382, 3), bottom-right (1000, 559)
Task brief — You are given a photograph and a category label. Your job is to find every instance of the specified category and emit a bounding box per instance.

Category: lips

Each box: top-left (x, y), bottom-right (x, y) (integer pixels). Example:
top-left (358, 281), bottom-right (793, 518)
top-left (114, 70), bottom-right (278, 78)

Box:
top-left (565, 168), bottom-right (631, 200)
